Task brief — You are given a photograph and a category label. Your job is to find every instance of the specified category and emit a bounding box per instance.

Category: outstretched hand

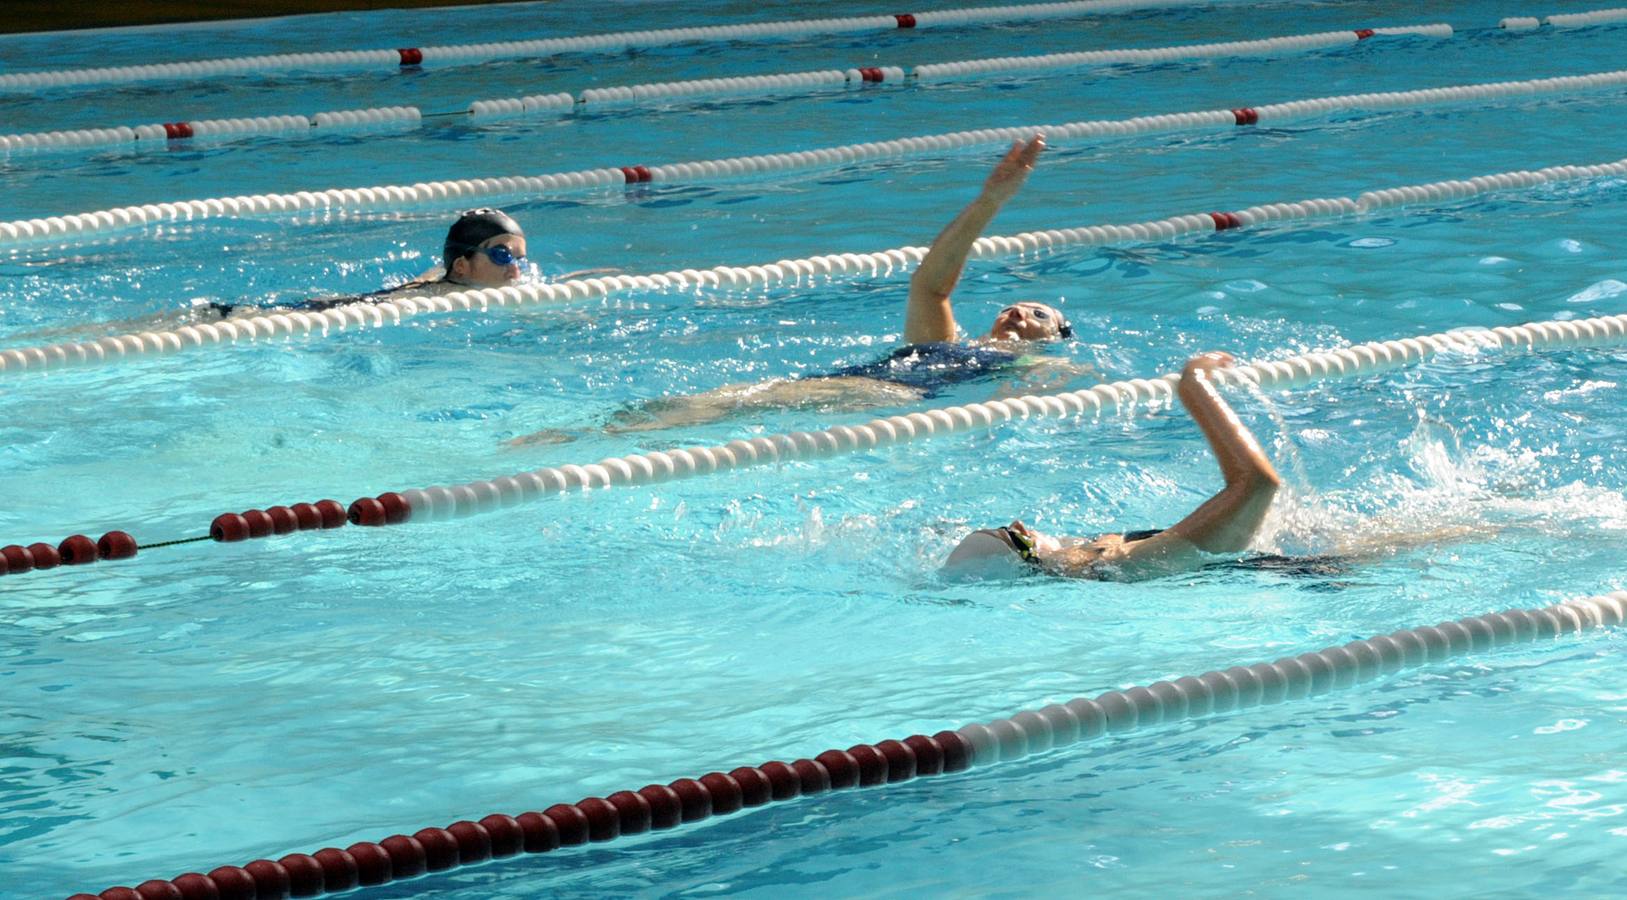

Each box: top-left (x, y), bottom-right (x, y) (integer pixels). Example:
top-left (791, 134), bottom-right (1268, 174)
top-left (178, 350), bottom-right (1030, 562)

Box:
top-left (1182, 351), bottom-right (1235, 378)
top-left (980, 134), bottom-right (1045, 206)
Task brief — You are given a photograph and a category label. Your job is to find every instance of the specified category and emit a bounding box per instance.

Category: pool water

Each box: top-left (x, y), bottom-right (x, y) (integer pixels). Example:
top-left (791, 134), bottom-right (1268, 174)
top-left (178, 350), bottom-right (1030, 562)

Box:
top-left (2, 0), bottom-right (1625, 896)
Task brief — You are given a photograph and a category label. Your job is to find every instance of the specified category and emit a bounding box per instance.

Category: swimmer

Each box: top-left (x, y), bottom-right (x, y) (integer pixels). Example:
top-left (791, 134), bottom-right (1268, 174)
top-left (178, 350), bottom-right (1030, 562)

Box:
top-left (508, 134), bottom-right (1090, 444)
top-left (202, 207), bottom-right (529, 319)
top-left (945, 351), bottom-right (1284, 582)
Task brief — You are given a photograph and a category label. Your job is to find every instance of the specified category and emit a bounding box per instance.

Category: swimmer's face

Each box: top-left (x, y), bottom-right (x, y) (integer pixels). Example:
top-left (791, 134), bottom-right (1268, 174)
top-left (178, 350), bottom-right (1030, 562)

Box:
top-left (452, 234), bottom-right (527, 287)
top-left (942, 520), bottom-right (1060, 576)
top-left (987, 302), bottom-right (1070, 342)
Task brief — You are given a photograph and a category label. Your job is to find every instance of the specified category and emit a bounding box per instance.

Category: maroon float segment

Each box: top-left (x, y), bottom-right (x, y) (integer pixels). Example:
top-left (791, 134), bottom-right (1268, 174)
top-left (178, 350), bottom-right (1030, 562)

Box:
top-left (210, 513), bottom-right (250, 542)
top-left (698, 772), bottom-right (744, 814)
top-left (27, 541), bottom-right (61, 569)
top-left (137, 880), bottom-right (183, 899)
top-left (793, 758), bottom-right (832, 794)
top-left (98, 531), bottom-right (139, 559)
top-left (311, 847), bottom-right (359, 891)
top-left (378, 492), bottom-right (411, 525)
top-left (638, 784), bottom-right (684, 829)
top-left (204, 865), bottom-right (254, 899)
top-left (315, 499), bottom-right (348, 528)
top-left (895, 13), bottom-right (917, 27)
top-left (446, 820), bottom-right (494, 863)
top-left (167, 872), bottom-right (218, 899)
top-left (473, 815), bottom-right (522, 857)
top-left (290, 502), bottom-right (323, 530)
top-left (94, 888), bottom-right (138, 899)
top-left (60, 533), bottom-right (100, 564)
top-left (344, 842), bottom-right (392, 885)
top-left (932, 730), bottom-right (973, 772)
top-left (379, 834), bottom-right (427, 878)
top-left (1, 544), bottom-right (33, 574)
top-left (757, 761), bottom-right (799, 801)
top-left (277, 852), bottom-right (325, 897)
top-left (398, 47), bottom-right (424, 65)
top-left (515, 810), bottom-right (562, 852)
top-left (1231, 107), bottom-right (1259, 126)
top-left (265, 505), bottom-right (299, 534)
top-left (875, 739), bottom-right (917, 782)
top-left (606, 790), bottom-right (653, 835)
top-left (848, 743), bottom-right (890, 786)
top-left (815, 749), bottom-right (860, 788)
top-left (347, 497), bottom-right (387, 526)
top-left (729, 766), bottom-right (773, 806)
top-left (242, 859), bottom-right (289, 896)
top-left (413, 826), bottom-right (460, 870)
top-left (162, 122), bottom-right (194, 139)
top-left (576, 797), bottom-right (621, 841)
top-left (669, 777), bottom-right (713, 822)
top-left (543, 803), bottom-right (591, 846)
top-left (242, 509), bottom-right (274, 538)
top-left (903, 734), bottom-right (944, 775)
top-left (1355, 28), bottom-right (1375, 39)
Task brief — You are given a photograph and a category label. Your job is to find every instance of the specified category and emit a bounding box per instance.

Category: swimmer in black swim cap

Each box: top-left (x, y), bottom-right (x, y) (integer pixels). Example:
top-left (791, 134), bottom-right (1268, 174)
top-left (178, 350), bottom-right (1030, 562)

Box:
top-left (439, 207), bottom-right (528, 289)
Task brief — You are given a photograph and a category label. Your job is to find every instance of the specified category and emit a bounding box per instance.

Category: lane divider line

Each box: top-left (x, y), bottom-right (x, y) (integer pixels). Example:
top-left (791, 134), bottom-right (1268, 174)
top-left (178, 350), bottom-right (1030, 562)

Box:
top-left (6, 67), bottom-right (1627, 251)
top-left (1, 23), bottom-right (1456, 156)
top-left (9, 311), bottom-right (1627, 578)
top-left (3, 153), bottom-right (1626, 381)
top-left (76, 590), bottom-right (1627, 898)
top-left (0, 0), bottom-right (1218, 92)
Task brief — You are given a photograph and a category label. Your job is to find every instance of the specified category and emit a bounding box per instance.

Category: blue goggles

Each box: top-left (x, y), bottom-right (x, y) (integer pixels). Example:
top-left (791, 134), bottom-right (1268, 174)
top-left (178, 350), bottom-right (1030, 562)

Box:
top-left (472, 244), bottom-right (524, 267)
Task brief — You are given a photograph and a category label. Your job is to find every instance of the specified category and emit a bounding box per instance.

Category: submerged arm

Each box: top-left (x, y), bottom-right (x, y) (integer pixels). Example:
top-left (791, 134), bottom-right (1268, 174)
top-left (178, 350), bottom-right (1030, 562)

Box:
top-left (903, 135), bottom-right (1044, 345)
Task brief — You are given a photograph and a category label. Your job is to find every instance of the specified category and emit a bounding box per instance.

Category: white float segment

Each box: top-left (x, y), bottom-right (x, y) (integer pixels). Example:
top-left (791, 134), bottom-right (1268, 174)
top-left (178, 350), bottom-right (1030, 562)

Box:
top-left (9, 66), bottom-right (1627, 248)
top-left (388, 313), bottom-right (1627, 524)
top-left (911, 24), bottom-right (1451, 80)
top-left (0, 0), bottom-right (1217, 92)
top-left (5, 158), bottom-right (1627, 379)
top-left (955, 591), bottom-right (1626, 767)
top-left (1546, 8), bottom-right (1627, 28)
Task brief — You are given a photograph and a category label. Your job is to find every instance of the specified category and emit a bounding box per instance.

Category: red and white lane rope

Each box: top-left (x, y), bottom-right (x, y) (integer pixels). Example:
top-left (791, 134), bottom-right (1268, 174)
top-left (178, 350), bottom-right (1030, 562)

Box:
top-left (6, 311), bottom-right (1622, 583)
top-left (0, 21), bottom-right (1459, 155)
top-left (6, 67), bottom-right (1626, 251)
top-left (911, 24), bottom-right (1450, 79)
top-left (75, 590), bottom-right (1627, 898)
top-left (0, 0), bottom-right (1211, 92)
top-left (3, 153), bottom-right (1625, 381)
top-left (0, 109), bottom-right (419, 155)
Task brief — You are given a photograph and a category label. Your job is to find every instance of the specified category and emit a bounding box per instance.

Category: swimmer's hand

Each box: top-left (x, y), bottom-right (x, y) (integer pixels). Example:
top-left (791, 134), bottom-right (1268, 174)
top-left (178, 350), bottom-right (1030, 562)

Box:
top-left (1183, 351), bottom-right (1235, 377)
top-left (980, 134), bottom-right (1045, 206)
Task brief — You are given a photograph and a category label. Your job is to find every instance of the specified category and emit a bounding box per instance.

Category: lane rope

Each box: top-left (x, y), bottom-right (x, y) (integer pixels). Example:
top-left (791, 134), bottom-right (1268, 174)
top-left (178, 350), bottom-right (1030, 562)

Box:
top-left (76, 590), bottom-right (1627, 898)
top-left (5, 67), bottom-right (1627, 252)
top-left (0, 0), bottom-right (1221, 92)
top-left (3, 153), bottom-right (1626, 380)
top-left (8, 311), bottom-right (1626, 578)
top-left (0, 23), bottom-right (1454, 156)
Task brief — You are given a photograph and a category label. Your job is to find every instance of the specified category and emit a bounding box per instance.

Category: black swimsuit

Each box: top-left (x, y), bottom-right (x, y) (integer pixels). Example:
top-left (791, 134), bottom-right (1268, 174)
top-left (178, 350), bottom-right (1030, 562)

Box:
top-left (205, 283), bottom-right (432, 318)
top-left (826, 342), bottom-right (1019, 397)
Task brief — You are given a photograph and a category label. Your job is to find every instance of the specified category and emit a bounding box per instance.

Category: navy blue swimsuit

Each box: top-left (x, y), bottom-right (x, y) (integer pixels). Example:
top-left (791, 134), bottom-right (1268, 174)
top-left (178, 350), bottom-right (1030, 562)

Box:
top-left (827, 342), bottom-right (1019, 396)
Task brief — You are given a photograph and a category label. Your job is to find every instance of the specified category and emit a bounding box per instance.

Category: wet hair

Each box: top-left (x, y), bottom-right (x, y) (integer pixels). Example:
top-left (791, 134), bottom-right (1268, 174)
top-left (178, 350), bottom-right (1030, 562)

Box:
top-left (443, 208), bottom-right (524, 270)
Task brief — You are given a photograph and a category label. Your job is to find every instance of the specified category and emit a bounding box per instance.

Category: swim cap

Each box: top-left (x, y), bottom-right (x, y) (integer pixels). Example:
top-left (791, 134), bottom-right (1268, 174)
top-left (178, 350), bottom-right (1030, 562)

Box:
top-left (443, 208), bottom-right (524, 268)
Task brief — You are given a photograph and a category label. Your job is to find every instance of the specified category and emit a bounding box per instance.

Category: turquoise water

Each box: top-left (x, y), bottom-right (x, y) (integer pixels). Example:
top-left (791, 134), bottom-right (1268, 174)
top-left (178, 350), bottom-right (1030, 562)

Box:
top-left (2, 1), bottom-right (1626, 896)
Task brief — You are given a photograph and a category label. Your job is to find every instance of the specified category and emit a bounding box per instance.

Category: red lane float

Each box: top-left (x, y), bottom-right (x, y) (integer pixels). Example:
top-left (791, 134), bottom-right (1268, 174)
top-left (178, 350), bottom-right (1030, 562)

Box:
top-left (75, 730), bottom-right (970, 899)
top-left (397, 48), bottom-right (424, 66)
top-left (0, 531), bottom-right (134, 577)
top-left (895, 13), bottom-right (918, 28)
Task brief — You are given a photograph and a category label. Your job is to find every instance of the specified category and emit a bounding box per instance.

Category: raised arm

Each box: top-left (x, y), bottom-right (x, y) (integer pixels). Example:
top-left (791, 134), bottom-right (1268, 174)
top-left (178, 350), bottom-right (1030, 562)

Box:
top-left (903, 134), bottom-right (1045, 345)
top-left (1104, 352), bottom-right (1281, 575)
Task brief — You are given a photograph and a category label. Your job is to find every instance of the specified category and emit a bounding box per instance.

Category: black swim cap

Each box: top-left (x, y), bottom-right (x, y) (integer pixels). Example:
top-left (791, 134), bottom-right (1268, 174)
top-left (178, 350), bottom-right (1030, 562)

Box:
top-left (443, 208), bottom-right (524, 268)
